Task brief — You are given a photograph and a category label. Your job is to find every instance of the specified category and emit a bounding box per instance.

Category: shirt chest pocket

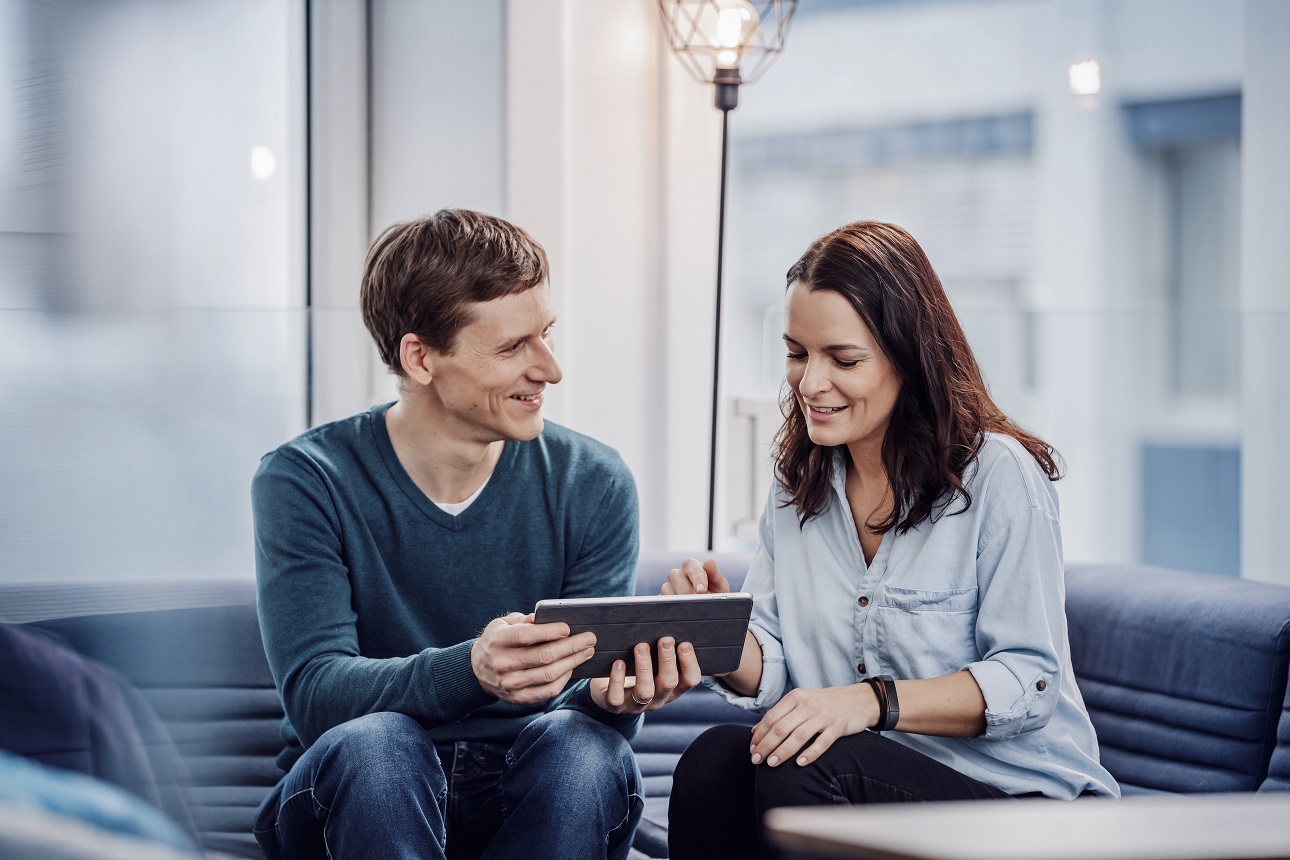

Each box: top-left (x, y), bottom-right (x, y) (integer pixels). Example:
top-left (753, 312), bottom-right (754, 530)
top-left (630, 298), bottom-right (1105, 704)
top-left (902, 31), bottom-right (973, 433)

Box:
top-left (873, 585), bottom-right (979, 677)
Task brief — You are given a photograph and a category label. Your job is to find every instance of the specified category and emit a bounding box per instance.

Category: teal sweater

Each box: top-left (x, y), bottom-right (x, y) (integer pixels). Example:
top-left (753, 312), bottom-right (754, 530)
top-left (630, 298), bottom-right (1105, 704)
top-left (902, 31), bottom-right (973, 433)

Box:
top-left (252, 404), bottom-right (640, 768)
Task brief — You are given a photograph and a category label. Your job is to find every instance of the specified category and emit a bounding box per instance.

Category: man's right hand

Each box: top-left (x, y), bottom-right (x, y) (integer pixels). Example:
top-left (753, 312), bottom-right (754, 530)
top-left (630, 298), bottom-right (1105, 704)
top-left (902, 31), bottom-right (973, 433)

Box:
top-left (661, 558), bottom-right (731, 596)
top-left (470, 613), bottom-right (597, 704)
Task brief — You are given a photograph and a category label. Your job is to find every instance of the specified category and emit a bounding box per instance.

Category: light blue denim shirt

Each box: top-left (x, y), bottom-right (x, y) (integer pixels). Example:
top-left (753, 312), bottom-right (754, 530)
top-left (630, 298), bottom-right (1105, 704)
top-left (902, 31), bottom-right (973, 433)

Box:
top-left (710, 433), bottom-right (1119, 799)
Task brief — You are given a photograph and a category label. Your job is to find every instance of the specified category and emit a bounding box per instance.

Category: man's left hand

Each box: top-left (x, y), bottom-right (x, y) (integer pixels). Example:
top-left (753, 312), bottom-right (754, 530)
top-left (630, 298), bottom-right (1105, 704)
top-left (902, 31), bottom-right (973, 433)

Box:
top-left (589, 636), bottom-right (702, 714)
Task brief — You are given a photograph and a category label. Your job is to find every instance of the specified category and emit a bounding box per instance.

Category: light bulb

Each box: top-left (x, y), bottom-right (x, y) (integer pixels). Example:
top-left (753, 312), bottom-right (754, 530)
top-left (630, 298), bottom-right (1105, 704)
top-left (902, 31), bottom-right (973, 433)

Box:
top-left (1068, 59), bottom-right (1102, 96)
top-left (250, 145), bottom-right (277, 180)
top-left (695, 0), bottom-right (760, 69)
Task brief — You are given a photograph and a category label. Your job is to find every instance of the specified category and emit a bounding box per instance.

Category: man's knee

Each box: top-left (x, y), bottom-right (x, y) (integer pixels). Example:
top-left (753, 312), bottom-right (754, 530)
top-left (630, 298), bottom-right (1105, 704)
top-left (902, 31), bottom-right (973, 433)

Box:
top-left (512, 710), bottom-right (640, 796)
top-left (312, 712), bottom-right (445, 791)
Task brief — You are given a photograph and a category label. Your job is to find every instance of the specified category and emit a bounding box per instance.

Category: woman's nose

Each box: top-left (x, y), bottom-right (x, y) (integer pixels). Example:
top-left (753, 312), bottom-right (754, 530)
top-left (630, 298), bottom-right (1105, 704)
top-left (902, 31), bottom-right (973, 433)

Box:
top-left (798, 359), bottom-right (830, 396)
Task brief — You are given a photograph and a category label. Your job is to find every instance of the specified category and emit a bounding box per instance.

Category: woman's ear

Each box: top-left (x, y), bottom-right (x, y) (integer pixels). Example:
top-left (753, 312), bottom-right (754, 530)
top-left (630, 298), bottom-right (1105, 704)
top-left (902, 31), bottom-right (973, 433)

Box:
top-left (399, 333), bottom-right (435, 386)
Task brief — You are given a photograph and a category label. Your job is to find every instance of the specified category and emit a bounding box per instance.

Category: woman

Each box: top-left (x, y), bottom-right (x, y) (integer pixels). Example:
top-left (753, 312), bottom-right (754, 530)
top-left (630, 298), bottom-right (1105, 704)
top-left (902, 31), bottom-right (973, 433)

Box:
top-left (666, 222), bottom-right (1118, 859)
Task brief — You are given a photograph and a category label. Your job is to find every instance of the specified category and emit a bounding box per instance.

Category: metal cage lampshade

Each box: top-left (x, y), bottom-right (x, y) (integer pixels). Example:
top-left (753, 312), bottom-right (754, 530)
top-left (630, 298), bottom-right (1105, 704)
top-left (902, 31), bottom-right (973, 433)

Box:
top-left (658, 0), bottom-right (797, 110)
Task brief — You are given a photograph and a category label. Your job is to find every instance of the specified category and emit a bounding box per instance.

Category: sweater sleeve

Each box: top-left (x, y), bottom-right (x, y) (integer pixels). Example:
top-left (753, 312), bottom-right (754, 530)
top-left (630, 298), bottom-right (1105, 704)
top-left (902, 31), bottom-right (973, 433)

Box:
top-left (252, 450), bottom-right (495, 748)
top-left (547, 455), bottom-right (643, 739)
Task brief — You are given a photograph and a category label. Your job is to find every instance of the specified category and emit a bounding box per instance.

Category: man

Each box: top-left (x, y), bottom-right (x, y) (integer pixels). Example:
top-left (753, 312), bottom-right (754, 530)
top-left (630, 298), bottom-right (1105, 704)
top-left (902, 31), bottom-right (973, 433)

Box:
top-left (251, 209), bottom-right (700, 860)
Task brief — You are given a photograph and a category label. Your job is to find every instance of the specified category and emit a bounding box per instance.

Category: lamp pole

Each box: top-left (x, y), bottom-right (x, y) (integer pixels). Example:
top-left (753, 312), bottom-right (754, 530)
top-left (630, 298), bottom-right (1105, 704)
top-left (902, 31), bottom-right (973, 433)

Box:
top-left (707, 68), bottom-right (740, 551)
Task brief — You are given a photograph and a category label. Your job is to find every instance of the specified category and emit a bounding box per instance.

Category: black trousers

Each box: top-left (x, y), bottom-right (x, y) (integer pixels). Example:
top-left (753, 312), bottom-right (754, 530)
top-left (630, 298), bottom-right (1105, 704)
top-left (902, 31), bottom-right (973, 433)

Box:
top-left (668, 724), bottom-right (1012, 860)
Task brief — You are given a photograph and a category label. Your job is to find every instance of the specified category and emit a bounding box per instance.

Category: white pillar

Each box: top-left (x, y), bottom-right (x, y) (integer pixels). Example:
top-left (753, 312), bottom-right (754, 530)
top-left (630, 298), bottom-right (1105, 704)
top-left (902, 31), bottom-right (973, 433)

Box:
top-left (507, 1), bottom-right (717, 551)
top-left (1031, 0), bottom-right (1130, 565)
top-left (308, 0), bottom-right (374, 427)
top-left (1239, 0), bottom-right (1290, 585)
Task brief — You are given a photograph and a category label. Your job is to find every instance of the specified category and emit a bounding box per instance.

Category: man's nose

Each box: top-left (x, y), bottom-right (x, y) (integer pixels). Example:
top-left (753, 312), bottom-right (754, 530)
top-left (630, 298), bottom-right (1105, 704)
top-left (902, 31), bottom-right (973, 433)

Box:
top-left (533, 337), bottom-right (562, 385)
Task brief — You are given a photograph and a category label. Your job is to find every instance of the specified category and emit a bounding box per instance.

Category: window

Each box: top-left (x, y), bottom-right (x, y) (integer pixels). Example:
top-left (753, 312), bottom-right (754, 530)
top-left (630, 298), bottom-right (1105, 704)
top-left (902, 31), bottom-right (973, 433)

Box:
top-left (0, 0), bottom-right (305, 606)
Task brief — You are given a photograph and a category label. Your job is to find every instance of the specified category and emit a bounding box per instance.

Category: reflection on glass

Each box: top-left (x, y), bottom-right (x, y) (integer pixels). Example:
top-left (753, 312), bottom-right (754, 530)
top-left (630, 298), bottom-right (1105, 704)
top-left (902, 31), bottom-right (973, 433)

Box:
top-left (0, 0), bottom-right (303, 598)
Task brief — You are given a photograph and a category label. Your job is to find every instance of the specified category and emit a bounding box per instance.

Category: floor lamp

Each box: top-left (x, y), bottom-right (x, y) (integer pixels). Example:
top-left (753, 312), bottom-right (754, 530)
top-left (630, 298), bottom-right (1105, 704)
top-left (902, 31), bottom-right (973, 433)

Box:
top-left (658, 0), bottom-right (797, 550)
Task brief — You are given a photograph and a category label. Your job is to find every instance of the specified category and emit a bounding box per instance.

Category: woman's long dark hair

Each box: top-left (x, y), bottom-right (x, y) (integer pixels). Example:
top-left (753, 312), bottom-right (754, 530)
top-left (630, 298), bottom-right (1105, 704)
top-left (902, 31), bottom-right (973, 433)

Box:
top-left (775, 221), bottom-right (1061, 532)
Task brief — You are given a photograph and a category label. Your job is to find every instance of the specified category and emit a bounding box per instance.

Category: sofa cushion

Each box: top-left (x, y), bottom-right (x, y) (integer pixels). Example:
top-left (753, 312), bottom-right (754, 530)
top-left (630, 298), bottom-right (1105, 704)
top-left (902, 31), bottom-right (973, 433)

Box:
top-left (1065, 563), bottom-right (1290, 793)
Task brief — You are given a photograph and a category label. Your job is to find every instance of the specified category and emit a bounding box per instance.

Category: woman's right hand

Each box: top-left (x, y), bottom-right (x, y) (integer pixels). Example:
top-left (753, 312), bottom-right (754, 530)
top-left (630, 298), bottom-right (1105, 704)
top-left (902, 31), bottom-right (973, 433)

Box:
top-left (665, 558), bottom-right (760, 688)
top-left (662, 558), bottom-right (731, 595)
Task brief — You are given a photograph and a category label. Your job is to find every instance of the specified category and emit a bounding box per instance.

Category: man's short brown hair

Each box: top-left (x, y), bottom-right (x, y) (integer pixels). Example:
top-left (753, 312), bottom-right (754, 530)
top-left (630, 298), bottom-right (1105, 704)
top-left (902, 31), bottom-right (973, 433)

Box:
top-left (360, 209), bottom-right (550, 375)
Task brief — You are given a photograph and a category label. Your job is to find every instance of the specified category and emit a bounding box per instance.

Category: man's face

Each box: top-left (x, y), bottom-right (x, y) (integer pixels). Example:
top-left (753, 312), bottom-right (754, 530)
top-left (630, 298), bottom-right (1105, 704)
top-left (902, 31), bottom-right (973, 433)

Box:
top-left (427, 284), bottom-right (562, 444)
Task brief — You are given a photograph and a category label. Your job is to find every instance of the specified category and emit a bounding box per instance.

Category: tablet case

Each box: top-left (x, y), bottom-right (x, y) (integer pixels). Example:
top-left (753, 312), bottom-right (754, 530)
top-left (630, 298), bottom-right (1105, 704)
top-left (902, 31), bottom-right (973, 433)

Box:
top-left (533, 592), bottom-right (754, 681)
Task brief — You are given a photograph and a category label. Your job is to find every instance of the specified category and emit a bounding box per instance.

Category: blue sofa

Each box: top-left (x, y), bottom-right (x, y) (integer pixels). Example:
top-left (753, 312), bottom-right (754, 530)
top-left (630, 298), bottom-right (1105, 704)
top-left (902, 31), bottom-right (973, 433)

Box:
top-left (16, 552), bottom-right (1290, 858)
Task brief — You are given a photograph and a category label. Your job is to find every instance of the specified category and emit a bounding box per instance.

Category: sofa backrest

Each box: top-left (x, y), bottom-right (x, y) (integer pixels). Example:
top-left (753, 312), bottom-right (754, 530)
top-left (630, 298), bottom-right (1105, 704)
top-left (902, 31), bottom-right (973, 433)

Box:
top-left (1065, 562), bottom-right (1290, 794)
top-left (19, 557), bottom-right (762, 860)
top-left (18, 554), bottom-right (1290, 860)
top-left (635, 552), bottom-right (1290, 796)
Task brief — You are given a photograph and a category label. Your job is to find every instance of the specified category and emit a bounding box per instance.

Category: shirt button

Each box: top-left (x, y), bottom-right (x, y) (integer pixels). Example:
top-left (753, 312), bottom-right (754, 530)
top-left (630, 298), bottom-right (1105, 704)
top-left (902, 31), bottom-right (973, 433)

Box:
top-left (858, 596), bottom-right (869, 607)
top-left (857, 662), bottom-right (866, 675)
top-left (1037, 680), bottom-right (1047, 691)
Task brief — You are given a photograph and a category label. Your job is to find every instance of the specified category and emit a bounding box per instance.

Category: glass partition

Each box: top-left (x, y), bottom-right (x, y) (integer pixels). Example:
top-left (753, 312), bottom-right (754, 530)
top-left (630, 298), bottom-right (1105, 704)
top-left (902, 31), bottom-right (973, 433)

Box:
top-left (0, 0), bottom-right (305, 607)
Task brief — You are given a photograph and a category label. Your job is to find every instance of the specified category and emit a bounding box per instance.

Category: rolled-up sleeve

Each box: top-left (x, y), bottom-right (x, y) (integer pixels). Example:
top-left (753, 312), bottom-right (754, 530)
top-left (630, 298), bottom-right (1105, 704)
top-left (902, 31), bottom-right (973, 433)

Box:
top-left (706, 488), bottom-right (788, 711)
top-left (965, 506), bottom-right (1065, 741)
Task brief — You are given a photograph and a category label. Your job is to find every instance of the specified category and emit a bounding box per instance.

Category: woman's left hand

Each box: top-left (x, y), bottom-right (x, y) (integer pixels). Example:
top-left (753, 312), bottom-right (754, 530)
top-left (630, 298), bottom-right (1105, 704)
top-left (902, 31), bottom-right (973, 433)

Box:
top-left (750, 685), bottom-right (879, 767)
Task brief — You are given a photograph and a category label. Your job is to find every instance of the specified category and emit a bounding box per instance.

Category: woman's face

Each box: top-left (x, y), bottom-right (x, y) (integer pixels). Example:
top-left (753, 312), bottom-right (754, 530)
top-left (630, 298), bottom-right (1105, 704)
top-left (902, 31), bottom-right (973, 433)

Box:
top-left (783, 281), bottom-right (901, 457)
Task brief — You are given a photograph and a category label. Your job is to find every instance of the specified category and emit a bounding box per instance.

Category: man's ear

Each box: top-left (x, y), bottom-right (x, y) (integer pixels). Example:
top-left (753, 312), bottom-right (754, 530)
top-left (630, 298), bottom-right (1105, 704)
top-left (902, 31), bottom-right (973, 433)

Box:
top-left (399, 333), bottom-right (436, 386)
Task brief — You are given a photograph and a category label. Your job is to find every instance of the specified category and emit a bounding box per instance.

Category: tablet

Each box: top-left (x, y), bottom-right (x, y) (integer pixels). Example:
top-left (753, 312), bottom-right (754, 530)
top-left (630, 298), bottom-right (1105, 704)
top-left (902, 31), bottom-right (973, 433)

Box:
top-left (533, 592), bottom-right (754, 681)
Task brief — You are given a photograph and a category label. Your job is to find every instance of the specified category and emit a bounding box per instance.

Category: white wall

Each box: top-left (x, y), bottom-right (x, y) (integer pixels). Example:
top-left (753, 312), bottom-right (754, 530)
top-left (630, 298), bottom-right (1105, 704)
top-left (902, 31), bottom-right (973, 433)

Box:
top-left (369, 0), bottom-right (506, 224)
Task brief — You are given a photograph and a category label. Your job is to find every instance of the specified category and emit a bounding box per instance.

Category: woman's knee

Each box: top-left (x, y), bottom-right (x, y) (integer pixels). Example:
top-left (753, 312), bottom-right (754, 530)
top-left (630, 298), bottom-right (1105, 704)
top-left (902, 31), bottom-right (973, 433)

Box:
top-left (669, 724), bottom-right (759, 859)
top-left (755, 731), bottom-right (912, 809)
top-left (673, 724), bottom-right (755, 801)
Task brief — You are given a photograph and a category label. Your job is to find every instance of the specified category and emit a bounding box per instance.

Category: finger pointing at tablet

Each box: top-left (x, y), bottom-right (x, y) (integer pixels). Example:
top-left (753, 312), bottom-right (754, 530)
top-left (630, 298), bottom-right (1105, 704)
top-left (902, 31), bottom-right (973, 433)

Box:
top-left (662, 558), bottom-right (730, 596)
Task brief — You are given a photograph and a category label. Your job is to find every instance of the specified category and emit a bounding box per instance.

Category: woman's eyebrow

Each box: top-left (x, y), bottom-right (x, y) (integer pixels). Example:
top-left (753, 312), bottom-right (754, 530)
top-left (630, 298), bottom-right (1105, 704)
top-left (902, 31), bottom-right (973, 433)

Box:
top-left (782, 334), bottom-right (870, 352)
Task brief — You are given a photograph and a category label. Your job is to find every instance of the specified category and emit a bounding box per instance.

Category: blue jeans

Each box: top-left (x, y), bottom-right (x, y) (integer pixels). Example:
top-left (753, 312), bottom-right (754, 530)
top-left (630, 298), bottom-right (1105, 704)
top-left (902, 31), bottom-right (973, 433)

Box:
top-left (253, 710), bottom-right (643, 860)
